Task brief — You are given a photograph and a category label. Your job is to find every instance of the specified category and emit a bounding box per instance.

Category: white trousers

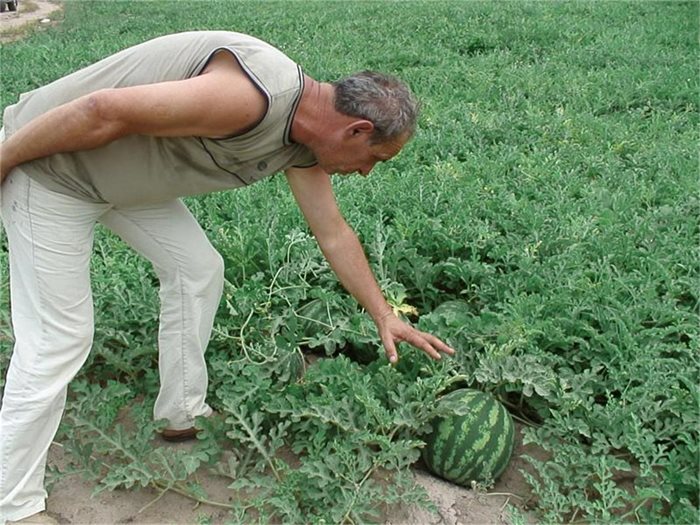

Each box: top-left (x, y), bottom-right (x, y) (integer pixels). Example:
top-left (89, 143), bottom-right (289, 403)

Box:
top-left (0, 168), bottom-right (221, 522)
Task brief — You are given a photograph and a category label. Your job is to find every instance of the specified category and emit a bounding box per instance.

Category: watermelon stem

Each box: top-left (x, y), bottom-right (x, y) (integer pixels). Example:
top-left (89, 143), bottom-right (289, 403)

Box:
top-left (497, 398), bottom-right (540, 427)
top-left (485, 491), bottom-right (526, 500)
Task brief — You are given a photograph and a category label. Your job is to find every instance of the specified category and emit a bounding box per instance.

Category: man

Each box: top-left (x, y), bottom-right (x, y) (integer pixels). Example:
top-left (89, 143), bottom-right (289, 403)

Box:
top-left (0, 31), bottom-right (454, 524)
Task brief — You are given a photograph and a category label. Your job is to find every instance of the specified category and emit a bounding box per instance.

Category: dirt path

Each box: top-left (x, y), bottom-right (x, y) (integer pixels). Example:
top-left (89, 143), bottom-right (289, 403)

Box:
top-left (0, 0), bottom-right (63, 42)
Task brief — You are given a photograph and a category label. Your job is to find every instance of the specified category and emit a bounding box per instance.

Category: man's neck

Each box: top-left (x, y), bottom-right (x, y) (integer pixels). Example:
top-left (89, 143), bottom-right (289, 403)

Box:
top-left (290, 77), bottom-right (338, 147)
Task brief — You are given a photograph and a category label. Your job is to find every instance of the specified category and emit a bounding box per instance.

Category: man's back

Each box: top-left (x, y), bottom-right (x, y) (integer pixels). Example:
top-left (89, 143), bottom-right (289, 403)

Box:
top-left (2, 31), bottom-right (315, 205)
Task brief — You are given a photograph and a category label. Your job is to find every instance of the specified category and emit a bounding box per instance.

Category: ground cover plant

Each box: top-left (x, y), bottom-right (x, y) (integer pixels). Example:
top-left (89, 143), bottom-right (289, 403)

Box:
top-left (1, 1), bottom-right (698, 523)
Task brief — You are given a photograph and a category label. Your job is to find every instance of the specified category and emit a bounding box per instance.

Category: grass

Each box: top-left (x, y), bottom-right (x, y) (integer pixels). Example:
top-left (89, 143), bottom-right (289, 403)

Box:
top-left (1, 1), bottom-right (698, 523)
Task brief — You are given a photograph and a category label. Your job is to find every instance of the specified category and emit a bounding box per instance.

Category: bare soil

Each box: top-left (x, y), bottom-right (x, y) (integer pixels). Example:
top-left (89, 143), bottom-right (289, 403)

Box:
top-left (44, 424), bottom-right (541, 524)
top-left (0, 0), bottom-right (63, 42)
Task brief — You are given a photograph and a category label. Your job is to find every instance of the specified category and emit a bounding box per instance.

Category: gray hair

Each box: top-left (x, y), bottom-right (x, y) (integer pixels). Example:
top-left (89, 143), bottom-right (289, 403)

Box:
top-left (332, 71), bottom-right (420, 143)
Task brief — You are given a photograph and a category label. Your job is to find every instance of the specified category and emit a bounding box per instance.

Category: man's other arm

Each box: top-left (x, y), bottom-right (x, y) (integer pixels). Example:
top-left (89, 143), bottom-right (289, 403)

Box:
top-left (0, 51), bottom-right (265, 181)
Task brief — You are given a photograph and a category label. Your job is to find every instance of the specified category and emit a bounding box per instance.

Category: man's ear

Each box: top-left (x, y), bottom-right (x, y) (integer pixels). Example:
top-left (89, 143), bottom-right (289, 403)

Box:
top-left (346, 119), bottom-right (375, 137)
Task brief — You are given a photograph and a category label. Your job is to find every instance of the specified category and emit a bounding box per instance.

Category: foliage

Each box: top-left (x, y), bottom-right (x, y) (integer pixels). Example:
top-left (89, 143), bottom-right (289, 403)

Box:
top-left (1, 1), bottom-right (698, 523)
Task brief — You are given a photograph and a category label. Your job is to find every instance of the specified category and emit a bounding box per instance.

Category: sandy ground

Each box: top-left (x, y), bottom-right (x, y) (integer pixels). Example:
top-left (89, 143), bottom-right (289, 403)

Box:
top-left (0, 0), bottom-right (63, 42)
top-left (44, 424), bottom-right (541, 525)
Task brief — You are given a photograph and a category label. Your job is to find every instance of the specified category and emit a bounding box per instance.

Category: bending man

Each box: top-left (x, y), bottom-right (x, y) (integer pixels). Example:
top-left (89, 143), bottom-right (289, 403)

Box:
top-left (0, 31), bottom-right (454, 524)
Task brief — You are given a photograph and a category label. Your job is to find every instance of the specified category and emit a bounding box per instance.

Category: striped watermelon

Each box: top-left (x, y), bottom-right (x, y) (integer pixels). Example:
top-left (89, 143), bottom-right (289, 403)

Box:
top-left (422, 389), bottom-right (515, 486)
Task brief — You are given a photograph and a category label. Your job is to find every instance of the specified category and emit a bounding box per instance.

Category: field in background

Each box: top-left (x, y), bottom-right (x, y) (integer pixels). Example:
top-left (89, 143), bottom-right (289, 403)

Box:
top-left (1, 1), bottom-right (698, 523)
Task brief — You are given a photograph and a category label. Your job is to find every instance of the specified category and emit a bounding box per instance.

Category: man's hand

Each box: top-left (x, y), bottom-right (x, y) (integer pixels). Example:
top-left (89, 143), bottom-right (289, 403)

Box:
top-left (376, 312), bottom-right (456, 364)
top-left (1, 142), bottom-right (10, 184)
top-left (1, 152), bottom-right (6, 184)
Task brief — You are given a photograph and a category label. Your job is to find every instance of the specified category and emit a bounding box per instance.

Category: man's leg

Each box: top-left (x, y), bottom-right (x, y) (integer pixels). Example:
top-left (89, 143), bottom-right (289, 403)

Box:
top-left (0, 171), bottom-right (108, 523)
top-left (99, 200), bottom-right (223, 431)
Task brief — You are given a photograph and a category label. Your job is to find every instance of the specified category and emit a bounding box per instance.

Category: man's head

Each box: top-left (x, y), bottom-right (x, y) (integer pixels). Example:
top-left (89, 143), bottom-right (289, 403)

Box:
top-left (332, 71), bottom-right (420, 145)
top-left (294, 71), bottom-right (420, 176)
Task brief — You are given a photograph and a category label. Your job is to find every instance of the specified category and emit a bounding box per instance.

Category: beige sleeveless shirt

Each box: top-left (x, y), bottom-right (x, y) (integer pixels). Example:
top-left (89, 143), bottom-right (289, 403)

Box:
top-left (2, 31), bottom-right (317, 206)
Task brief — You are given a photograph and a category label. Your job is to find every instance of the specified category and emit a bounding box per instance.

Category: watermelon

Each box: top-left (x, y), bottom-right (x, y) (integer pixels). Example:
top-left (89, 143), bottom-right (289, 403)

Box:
top-left (295, 299), bottom-right (379, 362)
top-left (295, 298), bottom-right (330, 339)
top-left (422, 388), bottom-right (515, 486)
top-left (278, 348), bottom-right (305, 382)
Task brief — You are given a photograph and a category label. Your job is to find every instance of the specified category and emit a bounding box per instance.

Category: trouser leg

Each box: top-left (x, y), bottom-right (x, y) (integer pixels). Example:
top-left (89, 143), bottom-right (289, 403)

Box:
top-left (0, 172), bottom-right (108, 523)
top-left (99, 200), bottom-right (223, 430)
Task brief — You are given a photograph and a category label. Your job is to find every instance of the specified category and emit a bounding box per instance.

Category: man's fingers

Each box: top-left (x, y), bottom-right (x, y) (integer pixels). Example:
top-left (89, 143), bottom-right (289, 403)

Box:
top-left (403, 331), bottom-right (442, 360)
top-left (425, 332), bottom-right (456, 355)
top-left (379, 319), bottom-right (456, 363)
top-left (382, 335), bottom-right (399, 364)
top-left (406, 330), bottom-right (457, 361)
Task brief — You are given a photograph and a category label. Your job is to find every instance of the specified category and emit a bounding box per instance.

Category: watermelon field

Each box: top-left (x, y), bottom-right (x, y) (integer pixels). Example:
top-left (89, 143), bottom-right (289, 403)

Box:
top-left (1, 0), bottom-right (698, 523)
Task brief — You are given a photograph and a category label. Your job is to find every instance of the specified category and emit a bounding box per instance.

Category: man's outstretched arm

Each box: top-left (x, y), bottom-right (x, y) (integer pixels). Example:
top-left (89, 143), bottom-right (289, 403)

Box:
top-left (285, 165), bottom-right (455, 363)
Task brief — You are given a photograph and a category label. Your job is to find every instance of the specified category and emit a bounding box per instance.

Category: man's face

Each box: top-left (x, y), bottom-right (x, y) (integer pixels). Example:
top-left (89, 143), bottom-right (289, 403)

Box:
top-left (316, 127), bottom-right (409, 177)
